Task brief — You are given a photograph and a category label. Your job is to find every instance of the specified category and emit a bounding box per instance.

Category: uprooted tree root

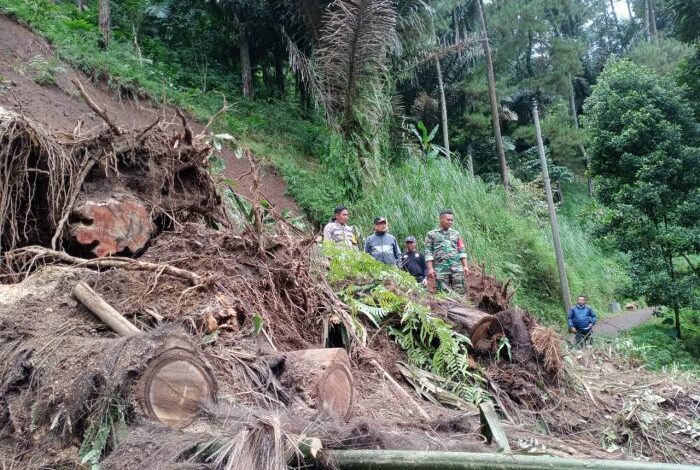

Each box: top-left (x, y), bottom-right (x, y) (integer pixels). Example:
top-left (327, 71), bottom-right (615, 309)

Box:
top-left (0, 90), bottom-right (223, 257)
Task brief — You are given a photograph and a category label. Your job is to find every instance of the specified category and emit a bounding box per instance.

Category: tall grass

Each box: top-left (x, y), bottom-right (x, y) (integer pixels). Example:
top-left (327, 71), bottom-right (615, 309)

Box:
top-left (350, 158), bottom-right (628, 324)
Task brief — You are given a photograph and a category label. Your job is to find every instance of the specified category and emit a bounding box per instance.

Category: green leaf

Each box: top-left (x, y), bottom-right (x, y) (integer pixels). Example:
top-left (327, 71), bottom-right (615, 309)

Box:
top-left (253, 314), bottom-right (264, 335)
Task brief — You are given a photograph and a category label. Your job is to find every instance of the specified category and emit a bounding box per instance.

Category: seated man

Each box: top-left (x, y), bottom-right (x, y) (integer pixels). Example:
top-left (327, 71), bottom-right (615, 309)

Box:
top-left (364, 217), bottom-right (400, 266)
top-left (400, 236), bottom-right (427, 283)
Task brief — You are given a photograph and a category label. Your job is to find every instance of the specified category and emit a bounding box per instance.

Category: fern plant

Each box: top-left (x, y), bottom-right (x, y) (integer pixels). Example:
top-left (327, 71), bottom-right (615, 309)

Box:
top-left (324, 244), bottom-right (487, 406)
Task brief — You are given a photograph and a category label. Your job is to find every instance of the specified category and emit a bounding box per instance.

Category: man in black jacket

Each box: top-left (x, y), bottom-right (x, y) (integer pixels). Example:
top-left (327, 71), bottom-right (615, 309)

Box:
top-left (400, 236), bottom-right (427, 283)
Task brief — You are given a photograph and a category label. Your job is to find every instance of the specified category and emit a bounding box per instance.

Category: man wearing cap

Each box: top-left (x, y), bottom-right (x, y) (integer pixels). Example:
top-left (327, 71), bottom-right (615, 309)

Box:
top-left (400, 236), bottom-right (427, 283)
top-left (425, 209), bottom-right (470, 294)
top-left (364, 217), bottom-right (401, 266)
top-left (323, 205), bottom-right (358, 248)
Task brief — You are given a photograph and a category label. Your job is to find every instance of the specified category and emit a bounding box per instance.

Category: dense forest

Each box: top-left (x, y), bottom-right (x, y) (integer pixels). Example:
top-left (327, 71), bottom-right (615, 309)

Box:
top-left (0, 0), bottom-right (697, 348)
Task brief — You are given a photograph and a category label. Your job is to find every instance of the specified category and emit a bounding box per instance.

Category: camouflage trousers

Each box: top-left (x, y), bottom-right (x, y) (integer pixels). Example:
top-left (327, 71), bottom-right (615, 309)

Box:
top-left (435, 265), bottom-right (466, 295)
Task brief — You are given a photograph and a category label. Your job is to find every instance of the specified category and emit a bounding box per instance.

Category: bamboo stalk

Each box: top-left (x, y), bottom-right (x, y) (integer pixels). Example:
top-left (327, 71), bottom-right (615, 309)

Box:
top-left (72, 281), bottom-right (140, 336)
top-left (323, 450), bottom-right (692, 470)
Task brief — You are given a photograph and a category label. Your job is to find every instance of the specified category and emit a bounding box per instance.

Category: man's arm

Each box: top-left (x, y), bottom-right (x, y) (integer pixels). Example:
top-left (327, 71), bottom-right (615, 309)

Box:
top-left (457, 235), bottom-right (469, 273)
top-left (567, 308), bottom-right (575, 331)
top-left (589, 306), bottom-right (597, 326)
top-left (363, 236), bottom-right (372, 254)
top-left (392, 237), bottom-right (401, 266)
top-left (322, 223), bottom-right (334, 242)
top-left (424, 233), bottom-right (436, 279)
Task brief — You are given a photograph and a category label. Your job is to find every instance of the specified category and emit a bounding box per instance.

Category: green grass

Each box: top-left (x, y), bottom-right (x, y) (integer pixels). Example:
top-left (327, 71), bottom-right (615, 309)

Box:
top-left (624, 309), bottom-right (700, 373)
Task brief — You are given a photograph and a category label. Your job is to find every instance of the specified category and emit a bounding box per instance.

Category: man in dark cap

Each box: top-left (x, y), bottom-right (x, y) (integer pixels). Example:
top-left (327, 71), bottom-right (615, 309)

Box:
top-left (323, 205), bottom-right (358, 248)
top-left (363, 217), bottom-right (401, 265)
top-left (400, 236), bottom-right (427, 283)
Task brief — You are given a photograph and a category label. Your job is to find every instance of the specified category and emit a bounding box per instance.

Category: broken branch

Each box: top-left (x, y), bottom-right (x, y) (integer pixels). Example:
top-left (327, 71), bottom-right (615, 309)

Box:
top-left (71, 77), bottom-right (122, 135)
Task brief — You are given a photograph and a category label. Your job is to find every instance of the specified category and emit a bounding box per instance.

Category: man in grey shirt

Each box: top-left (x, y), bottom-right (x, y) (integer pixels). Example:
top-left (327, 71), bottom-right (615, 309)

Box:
top-left (364, 217), bottom-right (401, 266)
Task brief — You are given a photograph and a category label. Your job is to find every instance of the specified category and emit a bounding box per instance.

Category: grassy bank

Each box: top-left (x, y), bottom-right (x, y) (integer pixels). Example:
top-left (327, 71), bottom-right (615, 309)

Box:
top-left (0, 0), bottom-right (628, 325)
top-left (624, 309), bottom-right (700, 373)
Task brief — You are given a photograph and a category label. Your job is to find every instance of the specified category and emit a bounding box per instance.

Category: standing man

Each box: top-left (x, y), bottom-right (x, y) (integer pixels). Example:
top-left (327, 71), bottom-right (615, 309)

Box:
top-left (400, 236), bottom-right (427, 283)
top-left (568, 295), bottom-right (597, 347)
top-left (323, 205), bottom-right (358, 248)
top-left (364, 217), bottom-right (401, 265)
top-left (425, 210), bottom-right (470, 294)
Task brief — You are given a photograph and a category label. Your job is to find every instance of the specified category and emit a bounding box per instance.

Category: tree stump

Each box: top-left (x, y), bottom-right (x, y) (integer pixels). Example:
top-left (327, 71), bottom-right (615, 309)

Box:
top-left (275, 348), bottom-right (354, 421)
top-left (447, 307), bottom-right (494, 345)
top-left (69, 192), bottom-right (153, 257)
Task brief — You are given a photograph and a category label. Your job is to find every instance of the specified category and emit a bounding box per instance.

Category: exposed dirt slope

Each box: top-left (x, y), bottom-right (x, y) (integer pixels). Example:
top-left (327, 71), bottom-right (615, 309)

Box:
top-left (0, 14), bottom-right (298, 215)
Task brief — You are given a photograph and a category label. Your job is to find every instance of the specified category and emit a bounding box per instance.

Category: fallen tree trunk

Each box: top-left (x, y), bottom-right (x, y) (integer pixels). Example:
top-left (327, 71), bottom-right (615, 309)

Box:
top-left (322, 450), bottom-right (692, 470)
top-left (270, 348), bottom-right (354, 421)
top-left (446, 307), bottom-right (493, 345)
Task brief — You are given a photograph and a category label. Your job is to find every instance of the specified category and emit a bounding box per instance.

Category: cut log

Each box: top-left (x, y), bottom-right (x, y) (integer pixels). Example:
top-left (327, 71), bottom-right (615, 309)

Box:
top-left (0, 327), bottom-right (217, 442)
top-left (275, 348), bottom-right (354, 421)
top-left (69, 192), bottom-right (153, 257)
top-left (137, 335), bottom-right (217, 429)
top-left (447, 307), bottom-right (494, 345)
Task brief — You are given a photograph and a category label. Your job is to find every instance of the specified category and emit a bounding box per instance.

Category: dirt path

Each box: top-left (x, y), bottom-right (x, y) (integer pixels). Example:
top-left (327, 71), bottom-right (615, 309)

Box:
top-left (0, 14), bottom-right (299, 214)
top-left (594, 307), bottom-right (656, 337)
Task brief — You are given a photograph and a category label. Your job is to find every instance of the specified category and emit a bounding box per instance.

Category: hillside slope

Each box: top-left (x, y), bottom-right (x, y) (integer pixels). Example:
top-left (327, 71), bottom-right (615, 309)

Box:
top-left (0, 14), bottom-right (298, 215)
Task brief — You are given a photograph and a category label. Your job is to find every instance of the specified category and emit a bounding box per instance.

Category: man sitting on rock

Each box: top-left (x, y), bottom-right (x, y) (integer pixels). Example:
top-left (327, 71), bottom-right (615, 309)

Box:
top-left (568, 295), bottom-right (597, 347)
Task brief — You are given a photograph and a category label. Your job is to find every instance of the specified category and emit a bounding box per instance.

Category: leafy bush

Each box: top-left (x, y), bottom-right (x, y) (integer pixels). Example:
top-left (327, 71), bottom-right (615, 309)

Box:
top-left (625, 309), bottom-right (700, 373)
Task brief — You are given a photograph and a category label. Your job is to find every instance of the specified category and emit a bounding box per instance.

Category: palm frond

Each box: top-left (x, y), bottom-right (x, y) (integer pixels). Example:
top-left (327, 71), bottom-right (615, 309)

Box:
top-left (316, 0), bottom-right (398, 133)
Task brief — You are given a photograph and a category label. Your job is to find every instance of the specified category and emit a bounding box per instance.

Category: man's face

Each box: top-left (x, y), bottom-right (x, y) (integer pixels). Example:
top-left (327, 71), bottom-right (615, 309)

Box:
top-left (375, 222), bottom-right (388, 234)
top-left (336, 209), bottom-right (349, 225)
top-left (440, 214), bottom-right (454, 230)
top-left (577, 296), bottom-right (586, 306)
top-left (406, 241), bottom-right (416, 252)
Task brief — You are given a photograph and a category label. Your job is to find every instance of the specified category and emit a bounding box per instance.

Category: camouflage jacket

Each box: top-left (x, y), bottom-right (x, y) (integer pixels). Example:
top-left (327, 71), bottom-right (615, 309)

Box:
top-left (322, 221), bottom-right (358, 248)
top-left (424, 228), bottom-right (467, 268)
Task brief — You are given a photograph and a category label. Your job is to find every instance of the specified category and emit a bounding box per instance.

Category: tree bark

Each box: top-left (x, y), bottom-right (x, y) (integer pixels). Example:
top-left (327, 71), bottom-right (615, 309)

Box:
top-left (609, 0), bottom-right (622, 42)
top-left (453, 8), bottom-right (462, 60)
top-left (569, 76), bottom-right (593, 196)
top-left (476, 0), bottom-right (509, 193)
top-left (648, 0), bottom-right (658, 41)
top-left (239, 22), bottom-right (254, 99)
top-left (76, 0), bottom-right (85, 12)
top-left (274, 53), bottom-right (286, 98)
top-left (532, 101), bottom-right (572, 313)
top-left (467, 142), bottom-right (475, 178)
top-left (272, 348), bottom-right (354, 421)
top-left (98, 0), bottom-right (110, 48)
top-left (673, 305), bottom-right (682, 339)
top-left (435, 57), bottom-right (450, 157)
top-left (445, 307), bottom-right (493, 345)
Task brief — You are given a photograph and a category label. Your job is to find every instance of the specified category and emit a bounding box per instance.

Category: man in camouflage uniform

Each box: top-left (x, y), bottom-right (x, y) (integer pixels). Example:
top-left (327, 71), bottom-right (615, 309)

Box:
top-left (322, 205), bottom-right (358, 248)
top-left (425, 209), bottom-right (470, 294)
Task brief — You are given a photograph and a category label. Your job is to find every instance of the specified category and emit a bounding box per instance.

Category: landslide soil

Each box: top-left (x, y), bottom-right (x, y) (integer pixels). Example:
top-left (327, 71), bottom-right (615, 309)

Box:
top-left (0, 14), bottom-right (297, 215)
